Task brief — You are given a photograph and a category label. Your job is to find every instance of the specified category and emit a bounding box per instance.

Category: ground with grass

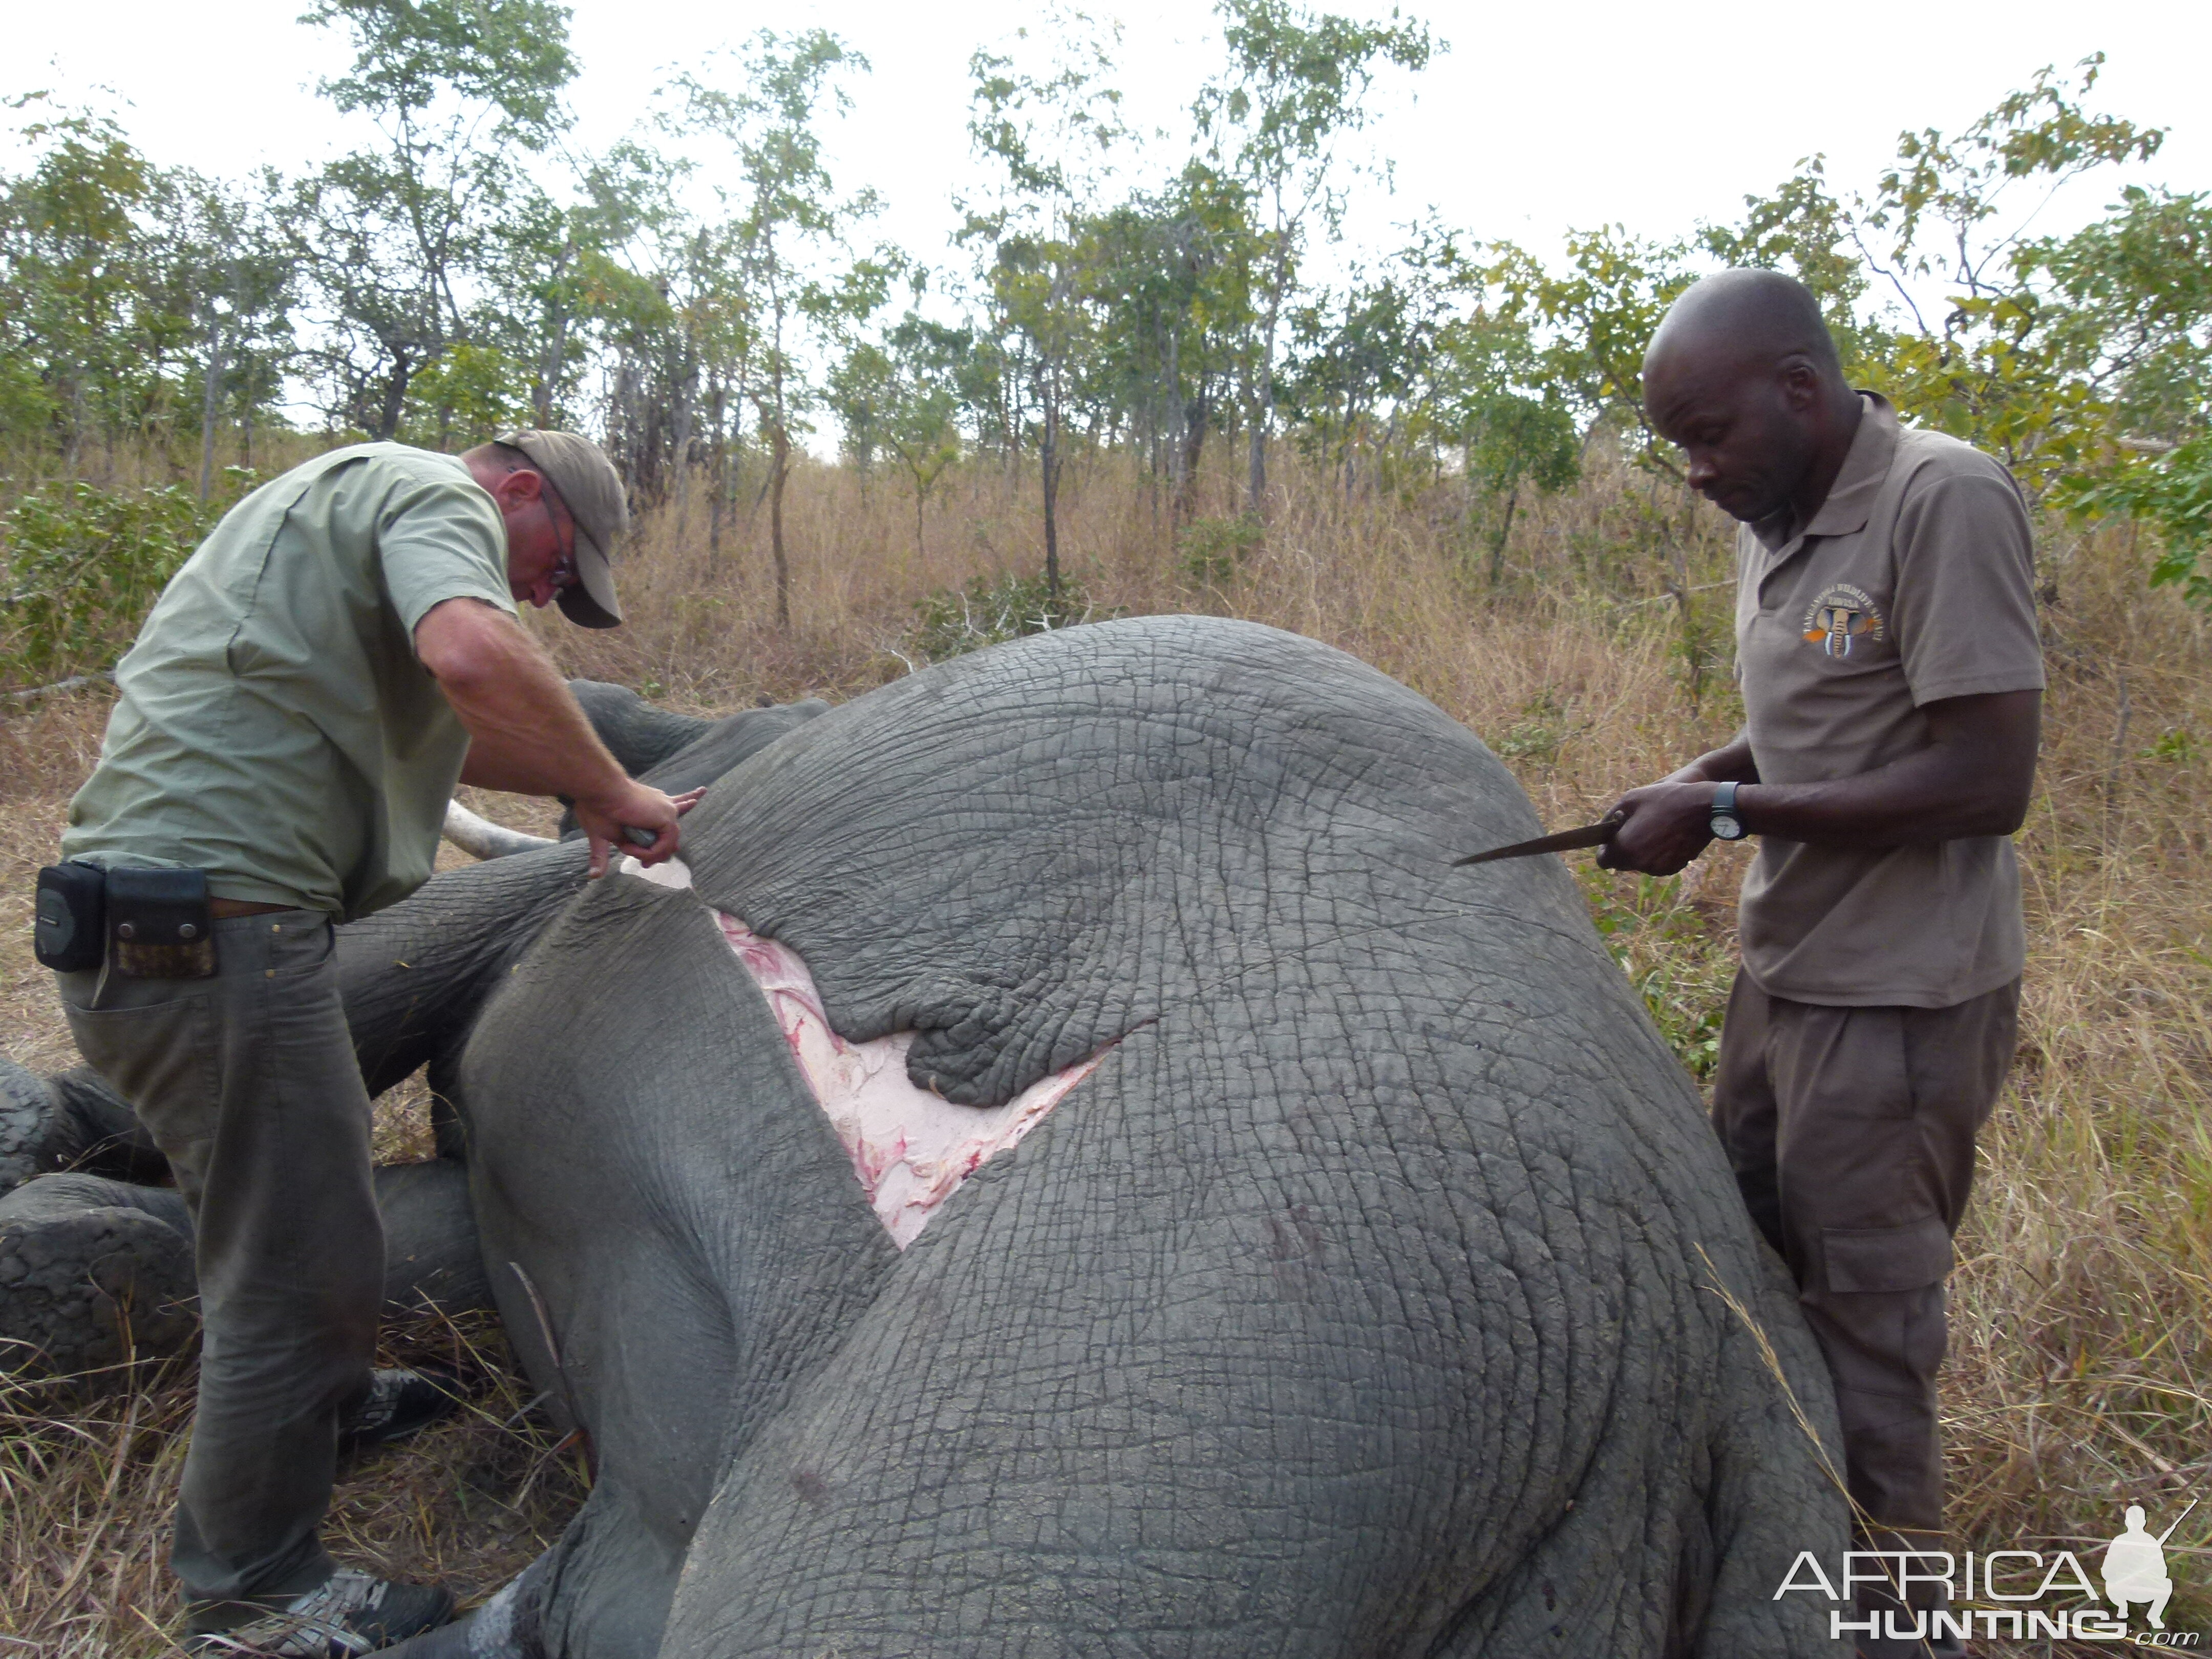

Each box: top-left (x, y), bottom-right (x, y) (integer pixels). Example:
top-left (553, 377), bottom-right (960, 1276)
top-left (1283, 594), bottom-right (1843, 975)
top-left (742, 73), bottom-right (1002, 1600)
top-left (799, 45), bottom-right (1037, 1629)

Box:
top-left (3, 442), bottom-right (2207, 1654)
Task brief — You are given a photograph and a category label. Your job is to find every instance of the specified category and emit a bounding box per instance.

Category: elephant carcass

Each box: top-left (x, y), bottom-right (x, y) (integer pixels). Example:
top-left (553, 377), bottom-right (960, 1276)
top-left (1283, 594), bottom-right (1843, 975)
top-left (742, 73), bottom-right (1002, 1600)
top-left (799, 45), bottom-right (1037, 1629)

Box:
top-left (2, 620), bottom-right (1848, 1654)
top-left (436, 615), bottom-right (1845, 1656)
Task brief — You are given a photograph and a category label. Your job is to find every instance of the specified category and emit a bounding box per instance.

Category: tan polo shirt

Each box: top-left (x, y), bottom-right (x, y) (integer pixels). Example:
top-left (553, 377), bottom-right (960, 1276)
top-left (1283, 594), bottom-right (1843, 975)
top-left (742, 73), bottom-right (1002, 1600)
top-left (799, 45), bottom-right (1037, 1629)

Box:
top-left (1733, 393), bottom-right (2043, 1008)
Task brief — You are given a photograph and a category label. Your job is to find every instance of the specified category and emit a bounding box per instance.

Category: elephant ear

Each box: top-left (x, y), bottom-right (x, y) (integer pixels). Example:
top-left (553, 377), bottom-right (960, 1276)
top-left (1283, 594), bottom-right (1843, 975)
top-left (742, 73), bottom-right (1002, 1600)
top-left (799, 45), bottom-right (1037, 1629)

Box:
top-left (679, 616), bottom-right (1546, 1107)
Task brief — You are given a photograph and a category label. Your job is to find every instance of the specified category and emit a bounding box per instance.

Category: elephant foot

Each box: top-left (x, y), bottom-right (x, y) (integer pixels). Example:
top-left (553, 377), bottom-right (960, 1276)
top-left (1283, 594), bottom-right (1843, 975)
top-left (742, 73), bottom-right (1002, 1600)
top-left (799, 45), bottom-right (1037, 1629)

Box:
top-left (0, 1054), bottom-right (73, 1197)
top-left (0, 1173), bottom-right (199, 1382)
top-left (379, 1557), bottom-right (549, 1658)
top-left (1, 1052), bottom-right (168, 1198)
top-left (0, 1161), bottom-right (492, 1393)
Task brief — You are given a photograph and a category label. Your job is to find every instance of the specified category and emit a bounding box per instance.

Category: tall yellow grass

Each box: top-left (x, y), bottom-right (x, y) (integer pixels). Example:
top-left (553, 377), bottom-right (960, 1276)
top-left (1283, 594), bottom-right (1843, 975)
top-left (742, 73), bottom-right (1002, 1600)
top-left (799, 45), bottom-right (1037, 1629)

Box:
top-left (2, 438), bottom-right (2207, 1653)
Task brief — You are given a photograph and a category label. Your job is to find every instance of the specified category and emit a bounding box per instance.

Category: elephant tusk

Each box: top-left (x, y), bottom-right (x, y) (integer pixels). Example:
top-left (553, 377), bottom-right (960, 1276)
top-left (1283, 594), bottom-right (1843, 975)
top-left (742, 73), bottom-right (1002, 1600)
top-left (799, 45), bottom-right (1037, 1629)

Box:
top-left (442, 800), bottom-right (557, 860)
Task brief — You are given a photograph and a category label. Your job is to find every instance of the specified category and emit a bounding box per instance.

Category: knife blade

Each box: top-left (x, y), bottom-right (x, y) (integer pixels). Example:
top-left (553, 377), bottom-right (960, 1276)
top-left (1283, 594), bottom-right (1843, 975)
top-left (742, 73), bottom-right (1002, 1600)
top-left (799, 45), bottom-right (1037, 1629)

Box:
top-left (1452, 809), bottom-right (1626, 867)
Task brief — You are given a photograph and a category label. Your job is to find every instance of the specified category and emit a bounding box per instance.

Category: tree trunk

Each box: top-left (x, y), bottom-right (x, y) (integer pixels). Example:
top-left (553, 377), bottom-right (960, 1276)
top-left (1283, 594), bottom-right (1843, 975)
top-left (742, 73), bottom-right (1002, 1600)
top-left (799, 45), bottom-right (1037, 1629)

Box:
top-left (1245, 397), bottom-right (1266, 517)
top-left (375, 350), bottom-right (413, 443)
top-left (1178, 392), bottom-right (1208, 526)
top-left (672, 398), bottom-right (694, 541)
top-left (1165, 325), bottom-right (1185, 523)
top-left (1487, 481), bottom-right (1521, 587)
top-left (198, 304), bottom-right (225, 502)
top-left (1041, 374), bottom-right (1062, 602)
top-left (770, 421), bottom-right (792, 630)
top-left (1247, 237), bottom-right (1289, 520)
top-left (913, 474), bottom-right (926, 561)
top-left (709, 381), bottom-right (729, 565)
top-left (534, 242), bottom-right (574, 427)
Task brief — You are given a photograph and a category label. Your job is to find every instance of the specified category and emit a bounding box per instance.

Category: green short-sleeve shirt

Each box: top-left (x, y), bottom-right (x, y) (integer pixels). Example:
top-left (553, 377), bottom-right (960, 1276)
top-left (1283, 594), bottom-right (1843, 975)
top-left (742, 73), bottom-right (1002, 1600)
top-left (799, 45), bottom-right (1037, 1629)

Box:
top-left (62, 444), bottom-right (517, 921)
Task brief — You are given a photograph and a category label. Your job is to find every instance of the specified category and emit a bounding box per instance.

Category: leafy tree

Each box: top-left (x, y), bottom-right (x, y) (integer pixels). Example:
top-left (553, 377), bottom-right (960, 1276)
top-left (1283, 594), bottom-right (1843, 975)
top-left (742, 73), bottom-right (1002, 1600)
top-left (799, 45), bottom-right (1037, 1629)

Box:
top-left (1196, 0), bottom-right (1433, 517)
top-left (0, 102), bottom-right (193, 461)
top-left (1484, 225), bottom-right (1693, 463)
top-left (288, 0), bottom-right (578, 440)
top-left (673, 29), bottom-right (883, 626)
top-left (585, 141), bottom-right (716, 509)
top-left (2033, 186), bottom-right (2212, 445)
top-left (173, 173), bottom-right (297, 496)
top-left (960, 12), bottom-right (1128, 598)
top-left (1282, 264), bottom-right (1434, 498)
top-left (1715, 57), bottom-right (2168, 495)
top-left (1428, 307), bottom-right (1580, 583)
top-left (1, 470), bottom-right (258, 684)
top-left (831, 313), bottom-right (969, 557)
top-left (2064, 435), bottom-right (2212, 607)
top-left (1075, 162), bottom-right (1256, 519)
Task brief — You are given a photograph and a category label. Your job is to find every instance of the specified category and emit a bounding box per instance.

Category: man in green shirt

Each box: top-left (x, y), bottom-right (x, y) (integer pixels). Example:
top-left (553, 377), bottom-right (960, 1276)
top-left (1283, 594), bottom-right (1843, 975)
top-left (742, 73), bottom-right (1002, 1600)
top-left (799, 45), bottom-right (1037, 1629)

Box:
top-left (54, 431), bottom-right (696, 1654)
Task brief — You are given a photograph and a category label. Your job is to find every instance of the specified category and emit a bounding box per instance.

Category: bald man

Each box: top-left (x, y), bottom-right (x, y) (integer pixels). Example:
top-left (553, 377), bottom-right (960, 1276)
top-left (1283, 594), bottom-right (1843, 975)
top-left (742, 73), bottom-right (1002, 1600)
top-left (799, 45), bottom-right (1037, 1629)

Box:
top-left (1598, 270), bottom-right (2043, 1655)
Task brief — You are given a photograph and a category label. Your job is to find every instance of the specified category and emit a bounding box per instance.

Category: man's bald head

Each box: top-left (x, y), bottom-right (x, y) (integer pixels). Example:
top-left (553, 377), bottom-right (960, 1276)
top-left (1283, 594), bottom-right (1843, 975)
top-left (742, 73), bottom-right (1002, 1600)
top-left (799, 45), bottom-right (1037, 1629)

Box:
top-left (1646, 269), bottom-right (1841, 384)
top-left (1641, 269), bottom-right (1861, 525)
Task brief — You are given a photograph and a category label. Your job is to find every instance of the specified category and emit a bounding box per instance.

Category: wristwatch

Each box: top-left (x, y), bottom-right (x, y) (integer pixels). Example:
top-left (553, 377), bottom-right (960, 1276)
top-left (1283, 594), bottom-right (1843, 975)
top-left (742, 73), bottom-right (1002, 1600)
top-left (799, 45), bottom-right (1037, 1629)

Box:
top-left (1710, 781), bottom-right (1747, 841)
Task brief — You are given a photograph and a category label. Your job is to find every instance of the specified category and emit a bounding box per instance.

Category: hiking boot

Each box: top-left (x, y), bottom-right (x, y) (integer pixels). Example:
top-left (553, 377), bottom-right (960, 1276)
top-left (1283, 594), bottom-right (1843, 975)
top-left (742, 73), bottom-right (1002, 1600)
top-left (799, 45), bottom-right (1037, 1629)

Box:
top-left (338, 1368), bottom-right (459, 1454)
top-left (186, 1569), bottom-right (455, 1654)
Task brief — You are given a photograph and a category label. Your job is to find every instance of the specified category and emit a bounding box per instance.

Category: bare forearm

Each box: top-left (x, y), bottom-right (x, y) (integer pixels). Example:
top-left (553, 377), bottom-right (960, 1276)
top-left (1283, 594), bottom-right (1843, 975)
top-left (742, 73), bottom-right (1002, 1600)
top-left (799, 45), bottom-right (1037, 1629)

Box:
top-left (415, 598), bottom-right (703, 875)
top-left (1736, 747), bottom-right (2027, 846)
top-left (1597, 690), bottom-right (2039, 876)
top-left (419, 603), bottom-right (627, 804)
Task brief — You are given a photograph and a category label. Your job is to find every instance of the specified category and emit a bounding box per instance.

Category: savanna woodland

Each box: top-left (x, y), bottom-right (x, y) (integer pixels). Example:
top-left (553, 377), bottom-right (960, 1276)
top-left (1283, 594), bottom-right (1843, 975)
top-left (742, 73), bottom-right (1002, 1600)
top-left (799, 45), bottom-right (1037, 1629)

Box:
top-left (3, 0), bottom-right (2209, 1652)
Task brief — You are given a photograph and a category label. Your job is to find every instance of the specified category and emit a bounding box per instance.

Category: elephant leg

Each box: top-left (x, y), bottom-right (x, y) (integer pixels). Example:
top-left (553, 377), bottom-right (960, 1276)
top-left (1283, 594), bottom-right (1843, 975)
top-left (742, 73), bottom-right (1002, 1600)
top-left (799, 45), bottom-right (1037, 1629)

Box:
top-left (0, 1172), bottom-right (199, 1381)
top-left (373, 1160), bottom-right (493, 1315)
top-left (0, 1160), bottom-right (490, 1387)
top-left (2, 1054), bottom-right (166, 1198)
top-left (338, 843), bottom-right (593, 1100)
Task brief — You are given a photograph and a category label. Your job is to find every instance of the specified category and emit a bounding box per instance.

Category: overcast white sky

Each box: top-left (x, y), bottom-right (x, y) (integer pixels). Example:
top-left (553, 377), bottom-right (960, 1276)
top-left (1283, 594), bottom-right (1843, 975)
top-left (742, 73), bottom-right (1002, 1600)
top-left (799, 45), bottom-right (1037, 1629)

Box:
top-left (14, 0), bottom-right (2204, 248)
top-left (10, 0), bottom-right (2206, 387)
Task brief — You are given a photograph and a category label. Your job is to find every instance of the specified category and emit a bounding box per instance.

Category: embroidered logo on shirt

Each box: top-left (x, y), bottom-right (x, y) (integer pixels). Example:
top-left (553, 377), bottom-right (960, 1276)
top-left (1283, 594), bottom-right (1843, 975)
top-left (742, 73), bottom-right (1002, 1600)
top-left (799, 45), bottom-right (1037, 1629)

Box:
top-left (1800, 584), bottom-right (1886, 658)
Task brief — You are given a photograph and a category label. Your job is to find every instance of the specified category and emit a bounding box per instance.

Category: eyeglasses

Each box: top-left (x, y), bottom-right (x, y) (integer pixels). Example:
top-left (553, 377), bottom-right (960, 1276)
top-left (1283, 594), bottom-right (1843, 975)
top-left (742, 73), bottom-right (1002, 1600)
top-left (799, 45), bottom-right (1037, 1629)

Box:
top-left (538, 486), bottom-right (580, 590)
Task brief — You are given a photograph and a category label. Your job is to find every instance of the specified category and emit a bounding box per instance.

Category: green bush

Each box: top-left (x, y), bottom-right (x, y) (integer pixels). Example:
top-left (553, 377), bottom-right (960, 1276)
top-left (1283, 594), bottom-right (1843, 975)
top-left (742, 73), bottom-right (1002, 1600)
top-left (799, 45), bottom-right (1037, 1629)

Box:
top-left (1581, 865), bottom-right (1735, 1081)
top-left (0, 471), bottom-right (253, 687)
top-left (910, 570), bottom-right (1090, 663)
top-left (2061, 433), bottom-right (2212, 611)
top-left (1176, 513), bottom-right (1264, 589)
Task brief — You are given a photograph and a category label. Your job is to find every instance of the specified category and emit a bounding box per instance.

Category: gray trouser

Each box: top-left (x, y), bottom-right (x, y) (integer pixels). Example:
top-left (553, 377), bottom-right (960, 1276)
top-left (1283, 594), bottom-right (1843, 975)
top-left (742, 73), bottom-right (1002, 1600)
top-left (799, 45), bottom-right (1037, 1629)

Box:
top-left (59, 910), bottom-right (380, 1605)
top-left (1711, 968), bottom-right (2019, 1537)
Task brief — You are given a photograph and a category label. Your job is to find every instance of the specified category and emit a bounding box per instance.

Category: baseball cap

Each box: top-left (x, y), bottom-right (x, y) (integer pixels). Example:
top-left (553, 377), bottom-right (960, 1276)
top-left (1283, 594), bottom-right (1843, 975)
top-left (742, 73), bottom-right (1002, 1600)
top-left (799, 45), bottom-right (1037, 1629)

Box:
top-left (496, 429), bottom-right (628, 628)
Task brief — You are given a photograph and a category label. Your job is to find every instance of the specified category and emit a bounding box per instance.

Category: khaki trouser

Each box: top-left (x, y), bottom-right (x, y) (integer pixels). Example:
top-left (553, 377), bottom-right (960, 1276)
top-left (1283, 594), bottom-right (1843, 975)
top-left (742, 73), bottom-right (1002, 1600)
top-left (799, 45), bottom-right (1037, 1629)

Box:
top-left (1711, 968), bottom-right (2020, 1536)
top-left (59, 911), bottom-right (380, 1605)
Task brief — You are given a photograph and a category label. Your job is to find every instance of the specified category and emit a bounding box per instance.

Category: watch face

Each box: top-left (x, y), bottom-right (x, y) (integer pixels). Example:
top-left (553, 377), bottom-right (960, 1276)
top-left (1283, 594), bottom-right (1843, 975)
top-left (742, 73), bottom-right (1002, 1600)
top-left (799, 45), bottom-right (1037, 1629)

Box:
top-left (1711, 814), bottom-right (1747, 841)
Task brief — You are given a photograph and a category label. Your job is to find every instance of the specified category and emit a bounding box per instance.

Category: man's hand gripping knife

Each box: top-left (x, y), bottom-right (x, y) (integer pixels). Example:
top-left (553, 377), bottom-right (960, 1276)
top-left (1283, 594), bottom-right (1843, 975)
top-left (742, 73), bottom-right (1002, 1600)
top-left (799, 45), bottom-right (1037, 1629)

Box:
top-left (1595, 693), bottom-right (2040, 877)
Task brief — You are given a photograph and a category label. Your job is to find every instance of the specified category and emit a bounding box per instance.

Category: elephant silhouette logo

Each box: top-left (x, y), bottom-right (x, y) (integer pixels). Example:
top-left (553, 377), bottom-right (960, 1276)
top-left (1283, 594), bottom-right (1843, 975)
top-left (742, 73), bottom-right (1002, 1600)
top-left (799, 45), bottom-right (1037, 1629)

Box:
top-left (1799, 583), bottom-right (1886, 658)
top-left (2103, 1500), bottom-right (2194, 1628)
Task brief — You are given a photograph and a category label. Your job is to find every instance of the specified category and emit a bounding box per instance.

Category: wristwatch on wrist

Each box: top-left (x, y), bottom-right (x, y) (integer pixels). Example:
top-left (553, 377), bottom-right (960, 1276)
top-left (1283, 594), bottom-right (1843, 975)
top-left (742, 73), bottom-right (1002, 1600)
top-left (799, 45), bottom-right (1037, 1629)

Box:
top-left (1709, 781), bottom-right (1747, 841)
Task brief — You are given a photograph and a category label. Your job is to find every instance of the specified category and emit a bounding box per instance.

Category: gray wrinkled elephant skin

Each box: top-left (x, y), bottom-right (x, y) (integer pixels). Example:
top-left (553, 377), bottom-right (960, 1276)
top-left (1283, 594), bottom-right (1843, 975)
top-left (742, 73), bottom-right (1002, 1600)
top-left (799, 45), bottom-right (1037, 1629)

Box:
top-left (3, 616), bottom-right (1847, 1655)
top-left (450, 616), bottom-right (1845, 1656)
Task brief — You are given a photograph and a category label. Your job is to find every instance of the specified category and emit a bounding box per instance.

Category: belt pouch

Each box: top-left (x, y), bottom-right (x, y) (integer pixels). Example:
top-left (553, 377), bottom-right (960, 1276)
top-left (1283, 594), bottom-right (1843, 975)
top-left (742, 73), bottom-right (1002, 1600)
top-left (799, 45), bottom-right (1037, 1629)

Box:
top-left (105, 867), bottom-right (217, 979)
top-left (34, 861), bottom-right (108, 972)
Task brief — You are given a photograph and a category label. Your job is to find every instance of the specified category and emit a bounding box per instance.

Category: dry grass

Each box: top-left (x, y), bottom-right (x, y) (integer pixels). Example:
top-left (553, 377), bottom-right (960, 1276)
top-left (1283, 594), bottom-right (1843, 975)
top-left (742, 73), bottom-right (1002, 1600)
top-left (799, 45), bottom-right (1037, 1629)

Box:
top-left (2, 438), bottom-right (2207, 1652)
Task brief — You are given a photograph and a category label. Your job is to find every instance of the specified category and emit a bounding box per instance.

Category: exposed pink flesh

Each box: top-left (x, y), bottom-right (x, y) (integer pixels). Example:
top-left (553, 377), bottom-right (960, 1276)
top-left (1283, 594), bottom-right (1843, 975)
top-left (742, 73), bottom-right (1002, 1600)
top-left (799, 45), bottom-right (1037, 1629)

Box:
top-left (717, 913), bottom-right (1097, 1248)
